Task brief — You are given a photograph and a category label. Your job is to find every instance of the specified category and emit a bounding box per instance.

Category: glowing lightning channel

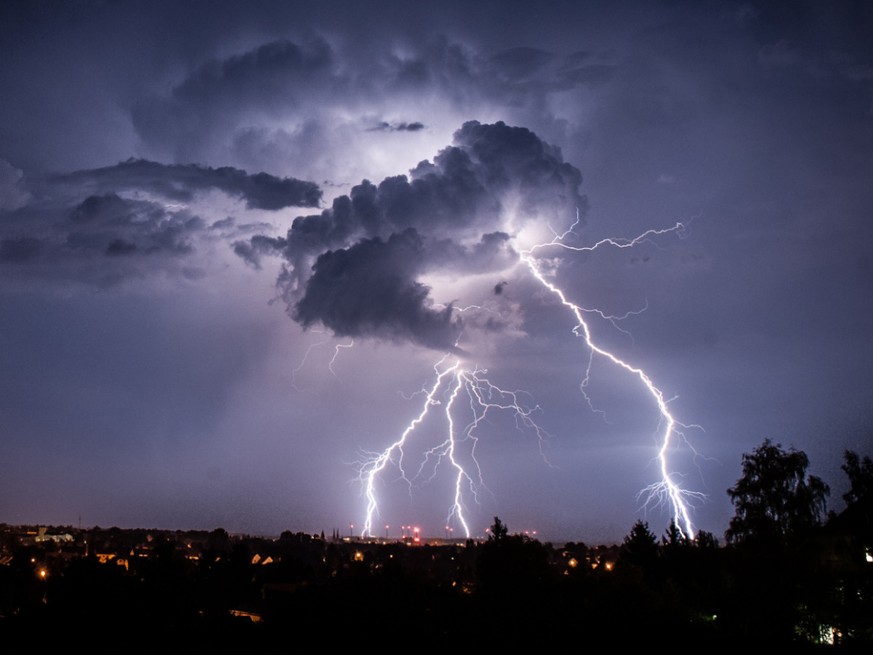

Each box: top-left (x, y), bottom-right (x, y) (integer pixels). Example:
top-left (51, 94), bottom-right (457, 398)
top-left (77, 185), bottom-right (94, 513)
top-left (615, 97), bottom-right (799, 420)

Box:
top-left (444, 372), bottom-right (473, 538)
top-left (520, 216), bottom-right (702, 539)
top-left (329, 339), bottom-right (354, 376)
top-left (292, 338), bottom-right (329, 391)
top-left (359, 356), bottom-right (459, 538)
top-left (357, 211), bottom-right (701, 541)
top-left (358, 357), bottom-right (550, 540)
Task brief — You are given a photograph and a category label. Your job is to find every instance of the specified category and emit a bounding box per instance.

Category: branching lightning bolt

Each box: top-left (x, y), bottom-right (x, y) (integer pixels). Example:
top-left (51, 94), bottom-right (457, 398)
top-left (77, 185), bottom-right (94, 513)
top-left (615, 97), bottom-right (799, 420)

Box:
top-left (521, 213), bottom-right (702, 539)
top-left (358, 357), bottom-right (550, 539)
top-left (357, 212), bottom-right (702, 541)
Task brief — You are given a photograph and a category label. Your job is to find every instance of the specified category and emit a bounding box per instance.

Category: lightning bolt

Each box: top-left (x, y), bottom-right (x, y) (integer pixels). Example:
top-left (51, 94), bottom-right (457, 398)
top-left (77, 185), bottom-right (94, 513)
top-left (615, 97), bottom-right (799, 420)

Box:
top-left (358, 356), bottom-right (550, 539)
top-left (520, 214), bottom-right (703, 539)
top-left (329, 339), bottom-right (354, 376)
top-left (357, 212), bottom-right (702, 541)
top-left (291, 337), bottom-right (329, 391)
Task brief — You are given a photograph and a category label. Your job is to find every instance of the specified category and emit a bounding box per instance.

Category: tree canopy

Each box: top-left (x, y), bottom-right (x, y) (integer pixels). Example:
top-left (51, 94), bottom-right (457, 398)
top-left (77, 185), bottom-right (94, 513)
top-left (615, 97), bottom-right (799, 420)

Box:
top-left (726, 439), bottom-right (829, 546)
top-left (842, 450), bottom-right (873, 510)
top-left (621, 520), bottom-right (658, 566)
top-left (839, 449), bottom-right (873, 539)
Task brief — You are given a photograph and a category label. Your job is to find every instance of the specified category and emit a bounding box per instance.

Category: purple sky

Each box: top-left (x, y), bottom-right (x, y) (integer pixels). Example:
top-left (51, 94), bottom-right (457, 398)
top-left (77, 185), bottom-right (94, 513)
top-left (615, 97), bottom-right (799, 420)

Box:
top-left (1, 0), bottom-right (871, 544)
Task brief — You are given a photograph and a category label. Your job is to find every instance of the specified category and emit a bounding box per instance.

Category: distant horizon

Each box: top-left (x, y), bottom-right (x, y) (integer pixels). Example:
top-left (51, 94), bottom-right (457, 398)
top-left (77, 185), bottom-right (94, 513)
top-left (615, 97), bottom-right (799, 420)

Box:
top-left (4, 515), bottom-right (643, 544)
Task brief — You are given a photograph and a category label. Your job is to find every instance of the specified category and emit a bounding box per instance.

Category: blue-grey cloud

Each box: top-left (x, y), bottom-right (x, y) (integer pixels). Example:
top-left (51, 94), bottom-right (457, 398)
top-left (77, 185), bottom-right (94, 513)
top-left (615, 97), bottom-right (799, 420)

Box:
top-left (0, 192), bottom-right (207, 286)
top-left (55, 159), bottom-right (321, 210)
top-left (132, 38), bottom-right (342, 162)
top-left (66, 193), bottom-right (203, 257)
top-left (294, 229), bottom-right (459, 351)
top-left (237, 120), bottom-right (585, 350)
top-left (125, 33), bottom-right (621, 175)
top-left (368, 121), bottom-right (426, 132)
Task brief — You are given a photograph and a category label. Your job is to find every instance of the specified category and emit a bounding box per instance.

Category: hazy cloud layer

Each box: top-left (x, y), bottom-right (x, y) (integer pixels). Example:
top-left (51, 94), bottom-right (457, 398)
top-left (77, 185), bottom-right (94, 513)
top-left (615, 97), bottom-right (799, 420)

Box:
top-left (55, 159), bottom-right (321, 210)
top-left (0, 192), bottom-right (207, 286)
top-left (124, 32), bottom-right (622, 184)
top-left (0, 156), bottom-right (322, 286)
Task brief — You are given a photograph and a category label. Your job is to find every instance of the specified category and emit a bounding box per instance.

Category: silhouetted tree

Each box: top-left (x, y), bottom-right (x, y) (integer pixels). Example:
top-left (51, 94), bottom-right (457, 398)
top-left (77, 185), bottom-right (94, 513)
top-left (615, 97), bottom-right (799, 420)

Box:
top-left (621, 520), bottom-right (658, 567)
top-left (476, 517), bottom-right (549, 599)
top-left (662, 519), bottom-right (689, 550)
top-left (487, 516), bottom-right (507, 542)
top-left (824, 449), bottom-right (873, 644)
top-left (720, 441), bottom-right (832, 642)
top-left (726, 439), bottom-right (829, 547)
top-left (842, 450), bottom-right (873, 536)
top-left (693, 530), bottom-right (719, 549)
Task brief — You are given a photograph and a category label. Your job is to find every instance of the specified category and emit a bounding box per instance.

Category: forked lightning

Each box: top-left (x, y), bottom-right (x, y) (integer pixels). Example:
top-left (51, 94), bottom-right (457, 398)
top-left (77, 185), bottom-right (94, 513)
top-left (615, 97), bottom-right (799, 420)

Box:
top-left (358, 216), bottom-right (701, 540)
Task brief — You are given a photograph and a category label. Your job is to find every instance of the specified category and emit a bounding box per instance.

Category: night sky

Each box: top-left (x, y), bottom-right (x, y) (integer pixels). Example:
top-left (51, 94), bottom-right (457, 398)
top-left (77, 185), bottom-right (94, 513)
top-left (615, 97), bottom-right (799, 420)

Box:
top-left (1, 0), bottom-right (871, 543)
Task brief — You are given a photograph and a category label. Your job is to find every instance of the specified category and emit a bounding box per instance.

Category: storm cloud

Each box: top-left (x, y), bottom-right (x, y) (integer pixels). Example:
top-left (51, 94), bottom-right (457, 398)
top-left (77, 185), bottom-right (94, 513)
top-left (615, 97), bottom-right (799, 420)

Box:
top-left (119, 31), bottom-right (622, 186)
top-left (0, 191), bottom-right (209, 286)
top-left (368, 121), bottom-right (426, 132)
top-left (1, 155), bottom-right (321, 287)
top-left (56, 159), bottom-right (321, 210)
top-left (238, 120), bottom-right (584, 350)
top-left (294, 230), bottom-right (459, 351)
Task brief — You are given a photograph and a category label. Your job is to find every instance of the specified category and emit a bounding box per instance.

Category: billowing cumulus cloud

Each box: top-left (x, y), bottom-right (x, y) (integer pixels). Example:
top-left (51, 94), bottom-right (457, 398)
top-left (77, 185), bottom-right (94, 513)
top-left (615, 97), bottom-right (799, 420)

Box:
top-left (295, 230), bottom-right (459, 351)
top-left (126, 34), bottom-right (618, 187)
top-left (55, 159), bottom-right (321, 210)
top-left (238, 120), bottom-right (585, 350)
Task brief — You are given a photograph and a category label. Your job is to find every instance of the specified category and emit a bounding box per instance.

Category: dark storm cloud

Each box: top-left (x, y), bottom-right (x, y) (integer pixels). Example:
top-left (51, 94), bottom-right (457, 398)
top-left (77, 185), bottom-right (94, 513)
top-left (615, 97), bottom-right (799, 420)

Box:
top-left (238, 120), bottom-right (584, 350)
top-left (368, 121), bottom-right (426, 132)
top-left (0, 192), bottom-right (208, 286)
top-left (294, 229), bottom-right (459, 351)
top-left (66, 193), bottom-right (203, 256)
top-left (250, 120), bottom-right (583, 277)
top-left (56, 159), bottom-right (321, 210)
